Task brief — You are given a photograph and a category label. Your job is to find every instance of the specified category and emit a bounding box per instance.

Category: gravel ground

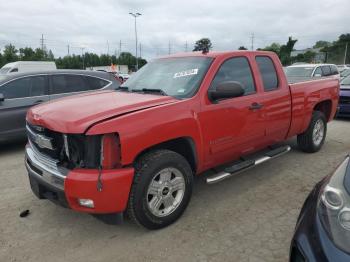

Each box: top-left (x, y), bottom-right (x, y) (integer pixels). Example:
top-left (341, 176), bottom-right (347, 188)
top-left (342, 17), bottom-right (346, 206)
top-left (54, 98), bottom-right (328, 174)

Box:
top-left (0, 119), bottom-right (349, 262)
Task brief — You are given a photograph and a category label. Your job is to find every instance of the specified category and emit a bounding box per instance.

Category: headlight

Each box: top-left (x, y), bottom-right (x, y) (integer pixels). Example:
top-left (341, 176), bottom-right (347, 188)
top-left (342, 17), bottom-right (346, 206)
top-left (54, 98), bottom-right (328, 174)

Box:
top-left (318, 155), bottom-right (350, 253)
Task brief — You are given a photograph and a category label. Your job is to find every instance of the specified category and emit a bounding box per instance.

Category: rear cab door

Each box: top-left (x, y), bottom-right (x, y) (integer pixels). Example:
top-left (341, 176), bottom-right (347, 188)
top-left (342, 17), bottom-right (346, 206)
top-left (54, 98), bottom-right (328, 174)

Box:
top-left (0, 75), bottom-right (49, 138)
top-left (253, 54), bottom-right (292, 144)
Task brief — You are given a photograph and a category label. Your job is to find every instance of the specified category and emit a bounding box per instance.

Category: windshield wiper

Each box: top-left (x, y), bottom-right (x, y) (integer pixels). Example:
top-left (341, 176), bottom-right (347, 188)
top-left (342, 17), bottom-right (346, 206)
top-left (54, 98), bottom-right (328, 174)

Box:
top-left (132, 88), bottom-right (168, 96)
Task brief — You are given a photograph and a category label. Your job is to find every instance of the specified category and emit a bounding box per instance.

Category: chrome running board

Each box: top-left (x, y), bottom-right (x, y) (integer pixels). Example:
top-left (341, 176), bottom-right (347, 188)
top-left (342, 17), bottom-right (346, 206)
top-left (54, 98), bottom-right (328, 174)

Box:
top-left (206, 145), bottom-right (291, 184)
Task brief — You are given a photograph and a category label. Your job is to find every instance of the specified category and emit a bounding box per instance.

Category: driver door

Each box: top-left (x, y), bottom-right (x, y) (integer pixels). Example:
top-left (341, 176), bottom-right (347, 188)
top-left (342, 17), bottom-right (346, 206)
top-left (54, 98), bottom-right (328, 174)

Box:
top-left (198, 56), bottom-right (266, 168)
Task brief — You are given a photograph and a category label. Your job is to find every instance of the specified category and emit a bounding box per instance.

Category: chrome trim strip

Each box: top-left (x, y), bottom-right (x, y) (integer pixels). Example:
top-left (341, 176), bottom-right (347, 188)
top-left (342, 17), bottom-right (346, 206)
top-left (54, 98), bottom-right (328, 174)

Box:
top-left (26, 142), bottom-right (65, 180)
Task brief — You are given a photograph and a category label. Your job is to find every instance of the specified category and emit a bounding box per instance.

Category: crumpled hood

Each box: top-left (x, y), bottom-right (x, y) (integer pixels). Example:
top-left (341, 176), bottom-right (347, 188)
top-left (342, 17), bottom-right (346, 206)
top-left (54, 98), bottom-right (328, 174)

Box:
top-left (27, 90), bottom-right (177, 133)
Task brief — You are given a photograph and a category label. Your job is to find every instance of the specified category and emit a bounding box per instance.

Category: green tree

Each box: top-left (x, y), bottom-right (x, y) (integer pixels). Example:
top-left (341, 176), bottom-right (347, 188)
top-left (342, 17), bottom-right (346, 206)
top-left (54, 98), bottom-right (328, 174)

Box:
top-left (3, 44), bottom-right (18, 64)
top-left (19, 47), bottom-right (35, 60)
top-left (260, 43), bottom-right (281, 55)
top-left (193, 38), bottom-right (212, 52)
top-left (279, 37), bottom-right (297, 66)
top-left (238, 46), bottom-right (248, 50)
top-left (313, 41), bottom-right (330, 49)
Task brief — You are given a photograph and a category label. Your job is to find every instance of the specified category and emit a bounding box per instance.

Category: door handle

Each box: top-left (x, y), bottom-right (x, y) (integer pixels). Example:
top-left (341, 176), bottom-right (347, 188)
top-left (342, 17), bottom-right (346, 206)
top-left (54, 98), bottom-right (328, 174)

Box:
top-left (249, 102), bottom-right (263, 110)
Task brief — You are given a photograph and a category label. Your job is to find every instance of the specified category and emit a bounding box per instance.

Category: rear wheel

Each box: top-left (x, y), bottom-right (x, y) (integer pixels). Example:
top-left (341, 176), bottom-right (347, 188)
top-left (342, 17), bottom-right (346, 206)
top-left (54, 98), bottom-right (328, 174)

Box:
top-left (127, 149), bottom-right (193, 229)
top-left (297, 111), bottom-right (327, 153)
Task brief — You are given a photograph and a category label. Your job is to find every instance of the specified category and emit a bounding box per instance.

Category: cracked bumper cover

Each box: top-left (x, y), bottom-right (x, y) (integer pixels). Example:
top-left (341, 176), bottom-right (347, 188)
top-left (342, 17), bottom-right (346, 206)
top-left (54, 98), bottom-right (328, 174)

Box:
top-left (25, 144), bottom-right (135, 214)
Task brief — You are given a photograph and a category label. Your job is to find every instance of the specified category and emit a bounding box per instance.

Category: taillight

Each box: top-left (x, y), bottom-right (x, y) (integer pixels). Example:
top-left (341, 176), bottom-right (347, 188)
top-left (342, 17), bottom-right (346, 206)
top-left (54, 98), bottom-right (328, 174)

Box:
top-left (100, 133), bottom-right (121, 169)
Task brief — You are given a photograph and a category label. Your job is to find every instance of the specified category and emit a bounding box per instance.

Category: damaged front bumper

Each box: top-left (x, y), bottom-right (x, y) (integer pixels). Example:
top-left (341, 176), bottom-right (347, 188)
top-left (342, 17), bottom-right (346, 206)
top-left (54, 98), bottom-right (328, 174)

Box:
top-left (25, 143), bottom-right (135, 215)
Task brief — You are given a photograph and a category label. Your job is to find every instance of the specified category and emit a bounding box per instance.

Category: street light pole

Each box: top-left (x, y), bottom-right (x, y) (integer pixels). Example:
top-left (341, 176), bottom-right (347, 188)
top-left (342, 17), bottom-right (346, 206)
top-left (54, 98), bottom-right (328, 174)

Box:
top-left (129, 12), bottom-right (142, 71)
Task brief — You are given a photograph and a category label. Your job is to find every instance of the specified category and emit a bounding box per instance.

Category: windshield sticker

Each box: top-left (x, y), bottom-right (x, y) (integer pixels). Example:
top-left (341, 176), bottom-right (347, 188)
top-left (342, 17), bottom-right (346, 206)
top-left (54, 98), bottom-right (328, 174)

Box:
top-left (177, 89), bottom-right (185, 93)
top-left (173, 69), bottom-right (198, 78)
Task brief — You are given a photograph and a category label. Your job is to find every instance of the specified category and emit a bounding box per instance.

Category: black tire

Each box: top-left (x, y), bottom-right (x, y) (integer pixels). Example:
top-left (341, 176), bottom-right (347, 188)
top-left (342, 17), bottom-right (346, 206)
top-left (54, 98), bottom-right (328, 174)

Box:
top-left (127, 149), bottom-right (193, 230)
top-left (297, 111), bottom-right (327, 153)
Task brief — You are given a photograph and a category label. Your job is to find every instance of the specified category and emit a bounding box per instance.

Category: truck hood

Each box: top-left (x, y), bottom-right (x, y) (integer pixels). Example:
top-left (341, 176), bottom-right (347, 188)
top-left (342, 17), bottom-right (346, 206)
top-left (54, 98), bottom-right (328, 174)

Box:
top-left (27, 90), bottom-right (177, 134)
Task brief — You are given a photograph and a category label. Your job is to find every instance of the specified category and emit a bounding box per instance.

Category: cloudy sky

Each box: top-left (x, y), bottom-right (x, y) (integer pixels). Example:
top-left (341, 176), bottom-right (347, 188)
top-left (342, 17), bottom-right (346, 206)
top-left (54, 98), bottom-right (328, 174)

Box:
top-left (0, 0), bottom-right (349, 60)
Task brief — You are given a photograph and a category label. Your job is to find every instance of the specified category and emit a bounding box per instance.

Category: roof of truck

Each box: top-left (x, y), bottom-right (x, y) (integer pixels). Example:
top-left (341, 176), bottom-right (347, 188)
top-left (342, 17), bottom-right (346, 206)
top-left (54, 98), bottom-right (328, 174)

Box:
top-left (159, 50), bottom-right (276, 59)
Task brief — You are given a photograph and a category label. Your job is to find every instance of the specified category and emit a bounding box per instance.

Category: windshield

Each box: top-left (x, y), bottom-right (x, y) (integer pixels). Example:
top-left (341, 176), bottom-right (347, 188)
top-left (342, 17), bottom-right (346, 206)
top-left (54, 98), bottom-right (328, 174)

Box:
top-left (285, 66), bottom-right (315, 77)
top-left (341, 75), bottom-right (350, 86)
top-left (0, 67), bottom-right (11, 74)
top-left (120, 57), bottom-right (213, 98)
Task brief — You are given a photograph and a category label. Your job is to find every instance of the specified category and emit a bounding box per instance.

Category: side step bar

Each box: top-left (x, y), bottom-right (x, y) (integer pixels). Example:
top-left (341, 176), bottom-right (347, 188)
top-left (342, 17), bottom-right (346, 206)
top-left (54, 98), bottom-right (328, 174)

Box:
top-left (206, 145), bottom-right (291, 184)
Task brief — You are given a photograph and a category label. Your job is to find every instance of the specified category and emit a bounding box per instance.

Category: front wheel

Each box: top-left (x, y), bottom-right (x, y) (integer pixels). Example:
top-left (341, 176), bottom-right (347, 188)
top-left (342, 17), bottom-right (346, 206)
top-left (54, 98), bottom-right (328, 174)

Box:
top-left (127, 150), bottom-right (193, 229)
top-left (297, 111), bottom-right (327, 153)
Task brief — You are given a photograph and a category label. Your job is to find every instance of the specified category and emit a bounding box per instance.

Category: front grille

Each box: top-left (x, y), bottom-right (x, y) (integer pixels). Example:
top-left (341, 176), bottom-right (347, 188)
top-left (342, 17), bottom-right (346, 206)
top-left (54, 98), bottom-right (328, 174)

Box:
top-left (340, 96), bottom-right (350, 104)
top-left (26, 122), bottom-right (64, 160)
top-left (26, 122), bottom-right (101, 169)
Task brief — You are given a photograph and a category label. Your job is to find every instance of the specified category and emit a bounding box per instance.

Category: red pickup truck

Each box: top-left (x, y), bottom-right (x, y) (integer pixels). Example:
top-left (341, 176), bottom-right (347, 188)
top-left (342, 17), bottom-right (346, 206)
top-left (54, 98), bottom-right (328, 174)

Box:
top-left (25, 51), bottom-right (339, 229)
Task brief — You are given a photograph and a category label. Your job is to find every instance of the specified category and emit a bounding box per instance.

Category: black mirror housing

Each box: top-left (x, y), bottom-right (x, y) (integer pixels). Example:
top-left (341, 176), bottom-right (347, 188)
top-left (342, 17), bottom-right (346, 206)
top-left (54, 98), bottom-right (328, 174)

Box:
top-left (0, 93), bottom-right (4, 102)
top-left (208, 81), bottom-right (245, 102)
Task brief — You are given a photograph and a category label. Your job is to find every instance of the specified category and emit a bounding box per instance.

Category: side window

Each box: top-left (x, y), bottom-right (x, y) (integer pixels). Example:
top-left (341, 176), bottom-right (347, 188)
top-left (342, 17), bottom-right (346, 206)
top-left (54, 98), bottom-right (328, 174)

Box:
top-left (255, 56), bottom-right (278, 91)
top-left (31, 75), bottom-right (48, 96)
top-left (314, 67), bottom-right (322, 76)
top-left (0, 77), bottom-right (31, 99)
top-left (330, 65), bottom-right (339, 75)
top-left (210, 57), bottom-right (256, 95)
top-left (51, 74), bottom-right (88, 94)
top-left (85, 76), bottom-right (110, 90)
top-left (321, 66), bottom-right (331, 76)
top-left (10, 68), bottom-right (18, 73)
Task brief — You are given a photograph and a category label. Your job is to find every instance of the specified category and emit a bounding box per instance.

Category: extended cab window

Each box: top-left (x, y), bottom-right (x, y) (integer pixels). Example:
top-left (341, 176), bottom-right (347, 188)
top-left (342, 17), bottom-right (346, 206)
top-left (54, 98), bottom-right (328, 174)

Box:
top-left (0, 77), bottom-right (31, 99)
top-left (51, 74), bottom-right (88, 94)
top-left (210, 57), bottom-right (255, 95)
top-left (120, 57), bottom-right (213, 98)
top-left (85, 76), bottom-right (110, 90)
top-left (256, 56), bottom-right (278, 91)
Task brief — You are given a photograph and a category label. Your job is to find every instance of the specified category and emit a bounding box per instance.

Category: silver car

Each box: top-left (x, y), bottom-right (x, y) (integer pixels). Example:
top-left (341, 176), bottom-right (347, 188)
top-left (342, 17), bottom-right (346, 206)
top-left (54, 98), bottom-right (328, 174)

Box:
top-left (0, 70), bottom-right (120, 141)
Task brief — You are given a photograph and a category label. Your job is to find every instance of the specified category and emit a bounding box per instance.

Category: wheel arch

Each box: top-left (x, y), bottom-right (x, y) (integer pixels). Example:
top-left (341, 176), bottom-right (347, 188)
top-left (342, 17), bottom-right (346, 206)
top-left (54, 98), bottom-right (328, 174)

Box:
top-left (313, 99), bottom-right (332, 122)
top-left (134, 137), bottom-right (198, 174)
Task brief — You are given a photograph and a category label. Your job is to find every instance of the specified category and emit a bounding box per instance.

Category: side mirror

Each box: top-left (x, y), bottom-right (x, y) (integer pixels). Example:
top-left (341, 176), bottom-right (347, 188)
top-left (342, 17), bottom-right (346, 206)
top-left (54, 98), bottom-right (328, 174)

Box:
top-left (208, 81), bottom-right (245, 102)
top-left (0, 93), bottom-right (4, 102)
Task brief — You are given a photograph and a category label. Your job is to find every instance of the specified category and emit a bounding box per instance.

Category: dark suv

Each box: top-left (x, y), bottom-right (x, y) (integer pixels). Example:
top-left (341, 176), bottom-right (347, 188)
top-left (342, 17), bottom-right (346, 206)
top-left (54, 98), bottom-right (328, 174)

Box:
top-left (0, 70), bottom-right (120, 141)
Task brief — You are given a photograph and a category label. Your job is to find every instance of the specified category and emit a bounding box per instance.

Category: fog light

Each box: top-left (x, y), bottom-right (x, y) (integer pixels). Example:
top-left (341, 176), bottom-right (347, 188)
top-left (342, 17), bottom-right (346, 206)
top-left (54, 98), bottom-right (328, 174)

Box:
top-left (78, 198), bottom-right (94, 208)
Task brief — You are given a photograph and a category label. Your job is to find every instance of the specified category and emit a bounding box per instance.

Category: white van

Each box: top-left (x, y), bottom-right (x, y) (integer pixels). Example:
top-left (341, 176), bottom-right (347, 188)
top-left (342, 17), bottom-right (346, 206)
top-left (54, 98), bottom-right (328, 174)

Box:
top-left (0, 61), bottom-right (57, 74)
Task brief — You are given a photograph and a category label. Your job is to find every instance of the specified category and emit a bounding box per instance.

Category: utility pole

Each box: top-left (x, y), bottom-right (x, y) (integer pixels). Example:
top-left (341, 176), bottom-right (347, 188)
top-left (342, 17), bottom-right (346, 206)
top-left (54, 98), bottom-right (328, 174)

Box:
top-left (250, 33), bottom-right (254, 51)
top-left (129, 12), bottom-right (142, 71)
top-left (107, 40), bottom-right (110, 55)
top-left (185, 41), bottom-right (188, 52)
top-left (139, 42), bottom-right (142, 58)
top-left (40, 34), bottom-right (45, 51)
top-left (67, 44), bottom-right (70, 56)
top-left (119, 40), bottom-right (122, 57)
top-left (168, 41), bottom-right (171, 55)
top-left (344, 42), bottom-right (348, 65)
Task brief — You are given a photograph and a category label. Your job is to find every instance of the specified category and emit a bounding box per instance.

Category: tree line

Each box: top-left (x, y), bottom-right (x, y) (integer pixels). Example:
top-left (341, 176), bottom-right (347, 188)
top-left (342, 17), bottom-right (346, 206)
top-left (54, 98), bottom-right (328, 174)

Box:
top-left (0, 44), bottom-right (147, 71)
top-left (193, 34), bottom-right (350, 66)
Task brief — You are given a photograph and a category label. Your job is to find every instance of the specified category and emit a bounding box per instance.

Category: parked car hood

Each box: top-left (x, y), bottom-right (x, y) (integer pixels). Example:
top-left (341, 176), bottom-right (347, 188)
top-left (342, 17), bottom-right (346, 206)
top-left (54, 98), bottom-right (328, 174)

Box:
top-left (27, 90), bottom-right (177, 134)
